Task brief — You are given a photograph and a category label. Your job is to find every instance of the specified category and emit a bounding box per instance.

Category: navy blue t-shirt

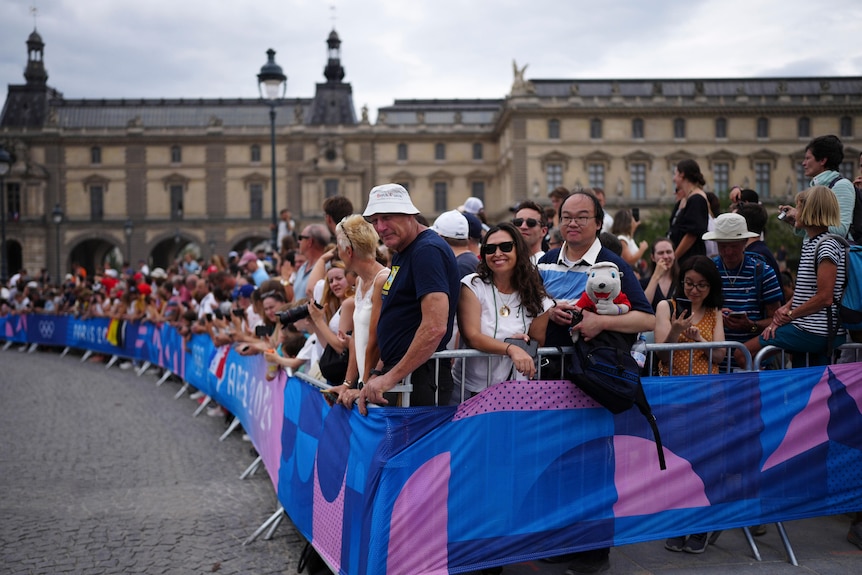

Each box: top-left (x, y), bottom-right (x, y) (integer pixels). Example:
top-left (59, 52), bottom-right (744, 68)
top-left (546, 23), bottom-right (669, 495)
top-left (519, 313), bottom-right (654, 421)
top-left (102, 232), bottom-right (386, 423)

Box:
top-left (377, 229), bottom-right (461, 369)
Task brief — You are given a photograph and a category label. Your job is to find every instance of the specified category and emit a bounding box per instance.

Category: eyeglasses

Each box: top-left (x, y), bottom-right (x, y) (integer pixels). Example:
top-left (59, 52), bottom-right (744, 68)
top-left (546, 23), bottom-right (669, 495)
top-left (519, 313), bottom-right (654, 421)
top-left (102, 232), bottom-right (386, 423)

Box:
top-left (683, 280), bottom-right (710, 291)
top-left (512, 217), bottom-right (542, 228)
top-left (297, 234), bottom-right (310, 241)
top-left (560, 214), bottom-right (595, 227)
top-left (482, 241), bottom-right (515, 255)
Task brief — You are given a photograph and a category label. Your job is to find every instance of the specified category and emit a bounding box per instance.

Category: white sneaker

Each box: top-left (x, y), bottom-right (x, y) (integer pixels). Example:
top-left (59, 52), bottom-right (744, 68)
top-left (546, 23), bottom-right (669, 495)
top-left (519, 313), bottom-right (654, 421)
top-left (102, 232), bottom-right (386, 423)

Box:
top-left (119, 361), bottom-right (133, 370)
top-left (206, 406), bottom-right (226, 417)
top-left (189, 390), bottom-right (205, 400)
top-left (242, 434), bottom-right (251, 442)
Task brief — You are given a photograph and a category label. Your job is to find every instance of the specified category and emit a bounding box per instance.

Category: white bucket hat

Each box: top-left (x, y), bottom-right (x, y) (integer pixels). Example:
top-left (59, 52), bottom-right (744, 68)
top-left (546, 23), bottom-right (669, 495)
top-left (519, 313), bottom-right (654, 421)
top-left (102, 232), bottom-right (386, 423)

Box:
top-left (363, 184), bottom-right (419, 217)
top-left (431, 210), bottom-right (468, 240)
top-left (702, 213), bottom-right (759, 241)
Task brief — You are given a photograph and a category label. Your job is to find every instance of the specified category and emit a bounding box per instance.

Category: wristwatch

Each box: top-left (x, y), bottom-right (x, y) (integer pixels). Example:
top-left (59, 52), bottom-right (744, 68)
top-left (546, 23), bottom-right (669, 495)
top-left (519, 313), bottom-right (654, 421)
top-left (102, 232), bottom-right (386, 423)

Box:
top-left (750, 322), bottom-right (758, 333)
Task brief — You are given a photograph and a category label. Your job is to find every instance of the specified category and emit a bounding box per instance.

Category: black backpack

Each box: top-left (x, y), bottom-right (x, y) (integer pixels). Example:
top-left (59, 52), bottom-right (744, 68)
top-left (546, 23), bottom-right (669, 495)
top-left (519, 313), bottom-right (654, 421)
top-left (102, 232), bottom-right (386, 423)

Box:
top-left (826, 174), bottom-right (862, 242)
top-left (568, 330), bottom-right (666, 470)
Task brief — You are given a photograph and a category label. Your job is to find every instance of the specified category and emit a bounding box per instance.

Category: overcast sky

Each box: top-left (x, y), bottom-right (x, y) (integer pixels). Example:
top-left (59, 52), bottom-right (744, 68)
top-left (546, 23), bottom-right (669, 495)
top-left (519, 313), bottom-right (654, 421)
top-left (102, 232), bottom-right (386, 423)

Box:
top-left (2, 0), bottom-right (861, 121)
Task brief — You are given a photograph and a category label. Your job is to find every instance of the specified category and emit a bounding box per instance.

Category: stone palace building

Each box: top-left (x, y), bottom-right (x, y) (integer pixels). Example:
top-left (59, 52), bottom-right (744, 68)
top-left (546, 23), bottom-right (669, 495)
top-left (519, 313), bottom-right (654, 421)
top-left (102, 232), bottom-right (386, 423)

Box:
top-left (1, 28), bottom-right (860, 277)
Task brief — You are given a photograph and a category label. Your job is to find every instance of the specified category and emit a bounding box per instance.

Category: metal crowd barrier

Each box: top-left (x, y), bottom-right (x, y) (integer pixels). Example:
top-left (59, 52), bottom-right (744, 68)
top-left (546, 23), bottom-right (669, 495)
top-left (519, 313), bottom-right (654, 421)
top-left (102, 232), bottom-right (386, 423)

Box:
top-left (644, 341), bottom-right (752, 375)
top-left (753, 342), bottom-right (862, 370)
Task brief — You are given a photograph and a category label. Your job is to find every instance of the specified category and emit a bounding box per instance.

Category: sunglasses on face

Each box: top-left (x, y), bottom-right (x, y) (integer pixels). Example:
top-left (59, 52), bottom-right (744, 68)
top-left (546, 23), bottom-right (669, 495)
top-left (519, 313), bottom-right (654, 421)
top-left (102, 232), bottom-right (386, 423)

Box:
top-left (512, 217), bottom-right (541, 228)
top-left (482, 241), bottom-right (515, 255)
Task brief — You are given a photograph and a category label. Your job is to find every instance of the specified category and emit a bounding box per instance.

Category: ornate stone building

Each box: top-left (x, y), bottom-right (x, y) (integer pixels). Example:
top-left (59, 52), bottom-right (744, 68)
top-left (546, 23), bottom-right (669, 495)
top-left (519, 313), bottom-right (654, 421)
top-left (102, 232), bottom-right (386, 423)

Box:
top-left (1, 29), bottom-right (860, 278)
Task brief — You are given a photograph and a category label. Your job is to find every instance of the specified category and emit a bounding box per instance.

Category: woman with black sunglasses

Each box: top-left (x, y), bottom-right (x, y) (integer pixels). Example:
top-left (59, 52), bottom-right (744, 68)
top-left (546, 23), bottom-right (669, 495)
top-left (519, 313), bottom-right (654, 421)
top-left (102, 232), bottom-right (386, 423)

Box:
top-left (454, 222), bottom-right (553, 401)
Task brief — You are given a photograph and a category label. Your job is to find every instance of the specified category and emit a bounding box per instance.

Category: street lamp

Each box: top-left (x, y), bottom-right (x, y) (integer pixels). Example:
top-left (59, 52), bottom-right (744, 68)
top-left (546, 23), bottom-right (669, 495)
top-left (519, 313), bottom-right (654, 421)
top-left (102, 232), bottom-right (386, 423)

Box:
top-left (0, 145), bottom-right (12, 285)
top-left (51, 202), bottom-right (64, 285)
top-left (257, 48), bottom-right (287, 253)
top-left (123, 217), bottom-right (134, 264)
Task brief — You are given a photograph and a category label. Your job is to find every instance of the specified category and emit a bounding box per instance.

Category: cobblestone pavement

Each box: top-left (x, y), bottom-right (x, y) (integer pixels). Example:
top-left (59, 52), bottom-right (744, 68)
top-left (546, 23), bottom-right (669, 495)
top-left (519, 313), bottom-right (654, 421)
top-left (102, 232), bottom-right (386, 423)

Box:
top-left (0, 348), bottom-right (304, 575)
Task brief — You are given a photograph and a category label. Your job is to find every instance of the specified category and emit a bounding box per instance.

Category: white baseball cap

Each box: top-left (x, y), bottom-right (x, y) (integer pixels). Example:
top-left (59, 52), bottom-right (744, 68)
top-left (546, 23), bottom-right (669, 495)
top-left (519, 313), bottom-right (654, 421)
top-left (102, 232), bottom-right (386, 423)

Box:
top-left (463, 197), bottom-right (484, 214)
top-left (363, 184), bottom-right (420, 217)
top-left (431, 210), bottom-right (468, 240)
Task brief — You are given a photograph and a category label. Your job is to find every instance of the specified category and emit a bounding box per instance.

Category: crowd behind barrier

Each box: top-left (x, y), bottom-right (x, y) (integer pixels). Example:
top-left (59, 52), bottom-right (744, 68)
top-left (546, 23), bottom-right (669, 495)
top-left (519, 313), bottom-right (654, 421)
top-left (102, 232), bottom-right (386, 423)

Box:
top-left (3, 312), bottom-right (862, 575)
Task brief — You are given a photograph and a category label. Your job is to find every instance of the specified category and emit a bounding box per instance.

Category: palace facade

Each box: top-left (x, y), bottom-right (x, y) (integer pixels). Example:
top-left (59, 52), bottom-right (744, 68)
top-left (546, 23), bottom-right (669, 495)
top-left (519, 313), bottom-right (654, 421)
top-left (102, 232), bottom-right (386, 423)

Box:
top-left (1, 29), bottom-right (860, 277)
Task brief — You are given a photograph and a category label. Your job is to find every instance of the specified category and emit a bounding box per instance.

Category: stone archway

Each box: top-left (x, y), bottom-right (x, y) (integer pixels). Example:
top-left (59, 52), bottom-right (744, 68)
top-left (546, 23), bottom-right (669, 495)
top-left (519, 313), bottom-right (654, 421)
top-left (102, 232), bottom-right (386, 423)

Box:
top-left (2, 239), bottom-right (23, 279)
top-left (150, 233), bottom-right (200, 270)
top-left (68, 237), bottom-right (122, 278)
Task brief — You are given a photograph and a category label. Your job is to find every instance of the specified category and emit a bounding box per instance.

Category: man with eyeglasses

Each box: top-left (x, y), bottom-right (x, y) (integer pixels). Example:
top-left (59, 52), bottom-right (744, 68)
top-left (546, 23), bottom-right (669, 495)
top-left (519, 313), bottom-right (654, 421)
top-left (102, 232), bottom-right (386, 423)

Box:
top-left (535, 189), bottom-right (654, 575)
top-left (512, 200), bottom-right (548, 264)
top-left (703, 213), bottom-right (782, 371)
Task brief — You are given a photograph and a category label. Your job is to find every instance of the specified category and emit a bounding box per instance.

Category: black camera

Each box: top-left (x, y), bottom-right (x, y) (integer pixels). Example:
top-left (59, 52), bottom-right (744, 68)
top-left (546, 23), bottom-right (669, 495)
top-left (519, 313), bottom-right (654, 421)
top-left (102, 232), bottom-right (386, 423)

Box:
top-left (232, 308), bottom-right (245, 318)
top-left (276, 301), bottom-right (323, 326)
top-left (254, 325), bottom-right (268, 338)
top-left (568, 308), bottom-right (584, 327)
top-left (213, 308), bottom-right (224, 320)
top-left (777, 207), bottom-right (790, 221)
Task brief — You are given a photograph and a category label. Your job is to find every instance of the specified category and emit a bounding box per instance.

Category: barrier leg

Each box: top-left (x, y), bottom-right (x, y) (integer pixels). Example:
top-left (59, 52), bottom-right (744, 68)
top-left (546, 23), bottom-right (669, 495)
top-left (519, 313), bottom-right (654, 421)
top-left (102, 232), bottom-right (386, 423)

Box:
top-left (240, 456), bottom-right (263, 480)
top-left (193, 396), bottom-right (212, 417)
top-left (243, 507), bottom-right (284, 546)
top-left (2, 340), bottom-right (13, 350)
top-left (775, 522), bottom-right (798, 566)
top-left (136, 361), bottom-right (152, 376)
top-left (264, 513), bottom-right (284, 540)
top-left (219, 417), bottom-right (242, 442)
top-left (27, 343), bottom-right (38, 353)
top-left (156, 370), bottom-right (172, 387)
top-left (105, 355), bottom-right (119, 369)
top-left (173, 381), bottom-right (190, 399)
top-left (740, 527), bottom-right (762, 561)
top-left (60, 346), bottom-right (71, 358)
top-left (80, 349), bottom-right (93, 362)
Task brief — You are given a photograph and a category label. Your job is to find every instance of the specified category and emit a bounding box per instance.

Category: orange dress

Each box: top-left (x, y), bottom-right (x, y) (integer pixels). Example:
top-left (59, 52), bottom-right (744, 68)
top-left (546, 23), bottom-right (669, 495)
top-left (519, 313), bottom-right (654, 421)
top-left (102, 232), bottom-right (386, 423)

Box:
top-left (659, 304), bottom-right (719, 376)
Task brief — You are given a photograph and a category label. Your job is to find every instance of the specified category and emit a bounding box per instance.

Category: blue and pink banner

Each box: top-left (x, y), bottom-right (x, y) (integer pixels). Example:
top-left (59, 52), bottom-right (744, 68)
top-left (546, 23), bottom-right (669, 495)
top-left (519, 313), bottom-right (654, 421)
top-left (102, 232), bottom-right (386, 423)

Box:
top-left (3, 314), bottom-right (862, 574)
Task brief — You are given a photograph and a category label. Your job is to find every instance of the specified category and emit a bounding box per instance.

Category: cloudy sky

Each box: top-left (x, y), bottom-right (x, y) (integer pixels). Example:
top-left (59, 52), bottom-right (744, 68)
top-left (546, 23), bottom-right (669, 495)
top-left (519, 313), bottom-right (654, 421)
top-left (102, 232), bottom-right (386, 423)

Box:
top-left (2, 0), bottom-right (861, 120)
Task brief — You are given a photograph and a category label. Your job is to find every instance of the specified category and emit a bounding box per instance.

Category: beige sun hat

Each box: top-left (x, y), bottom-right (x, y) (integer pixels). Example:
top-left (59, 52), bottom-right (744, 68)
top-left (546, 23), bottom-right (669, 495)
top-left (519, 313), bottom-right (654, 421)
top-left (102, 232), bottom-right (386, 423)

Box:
top-left (702, 212), bottom-right (759, 241)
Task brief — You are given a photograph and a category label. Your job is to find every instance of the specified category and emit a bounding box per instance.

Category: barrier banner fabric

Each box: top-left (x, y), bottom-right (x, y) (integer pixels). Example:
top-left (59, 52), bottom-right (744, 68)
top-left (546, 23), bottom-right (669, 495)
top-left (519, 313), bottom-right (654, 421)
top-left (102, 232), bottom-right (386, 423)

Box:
top-left (4, 315), bottom-right (862, 575)
top-left (284, 372), bottom-right (862, 575)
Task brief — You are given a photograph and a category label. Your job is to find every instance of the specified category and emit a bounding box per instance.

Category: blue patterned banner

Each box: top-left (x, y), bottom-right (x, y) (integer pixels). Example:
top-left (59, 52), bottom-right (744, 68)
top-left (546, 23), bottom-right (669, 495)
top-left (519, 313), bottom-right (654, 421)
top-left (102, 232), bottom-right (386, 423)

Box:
top-left (3, 315), bottom-right (862, 575)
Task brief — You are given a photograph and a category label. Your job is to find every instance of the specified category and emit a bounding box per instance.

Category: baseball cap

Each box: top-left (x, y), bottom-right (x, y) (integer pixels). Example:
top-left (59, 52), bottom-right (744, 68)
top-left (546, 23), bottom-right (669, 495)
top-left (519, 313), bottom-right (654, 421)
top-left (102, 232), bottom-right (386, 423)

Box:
top-left (462, 212), bottom-right (484, 241)
top-left (228, 250), bottom-right (239, 260)
top-left (463, 197), bottom-right (484, 215)
top-left (238, 251), bottom-right (258, 267)
top-left (150, 267), bottom-right (167, 279)
top-left (363, 184), bottom-right (420, 217)
top-left (238, 284), bottom-right (256, 299)
top-left (431, 210), bottom-right (469, 240)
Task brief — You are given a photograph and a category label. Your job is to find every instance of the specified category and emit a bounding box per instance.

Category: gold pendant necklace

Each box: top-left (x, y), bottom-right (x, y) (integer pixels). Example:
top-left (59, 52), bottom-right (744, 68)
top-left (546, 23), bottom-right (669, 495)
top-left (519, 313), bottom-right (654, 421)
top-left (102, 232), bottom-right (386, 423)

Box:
top-left (495, 283), bottom-right (515, 317)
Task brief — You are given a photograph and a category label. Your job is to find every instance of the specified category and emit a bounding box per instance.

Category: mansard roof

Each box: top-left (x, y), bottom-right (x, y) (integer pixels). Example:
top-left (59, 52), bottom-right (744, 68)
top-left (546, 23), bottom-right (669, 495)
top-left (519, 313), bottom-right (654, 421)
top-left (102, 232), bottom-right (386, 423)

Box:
top-left (42, 97), bottom-right (315, 129)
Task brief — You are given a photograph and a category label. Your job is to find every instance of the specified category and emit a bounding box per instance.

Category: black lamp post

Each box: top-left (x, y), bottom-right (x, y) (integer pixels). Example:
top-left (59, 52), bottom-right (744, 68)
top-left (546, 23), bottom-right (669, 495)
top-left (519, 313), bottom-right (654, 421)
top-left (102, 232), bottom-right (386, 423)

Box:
top-left (257, 48), bottom-right (287, 253)
top-left (51, 202), bottom-right (64, 285)
top-left (123, 217), bottom-right (134, 264)
top-left (0, 145), bottom-right (12, 285)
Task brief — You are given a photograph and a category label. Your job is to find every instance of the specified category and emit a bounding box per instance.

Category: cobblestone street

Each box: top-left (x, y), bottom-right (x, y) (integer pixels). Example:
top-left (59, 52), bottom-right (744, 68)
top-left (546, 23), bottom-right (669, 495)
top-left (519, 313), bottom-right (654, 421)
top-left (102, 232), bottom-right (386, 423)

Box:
top-left (0, 348), bottom-right (303, 575)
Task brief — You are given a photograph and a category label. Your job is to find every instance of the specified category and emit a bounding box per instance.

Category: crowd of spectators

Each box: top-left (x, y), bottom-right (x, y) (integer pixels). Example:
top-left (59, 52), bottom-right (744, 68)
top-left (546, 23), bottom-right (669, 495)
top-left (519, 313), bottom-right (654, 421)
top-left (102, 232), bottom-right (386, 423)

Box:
top-left (2, 133), bottom-right (862, 573)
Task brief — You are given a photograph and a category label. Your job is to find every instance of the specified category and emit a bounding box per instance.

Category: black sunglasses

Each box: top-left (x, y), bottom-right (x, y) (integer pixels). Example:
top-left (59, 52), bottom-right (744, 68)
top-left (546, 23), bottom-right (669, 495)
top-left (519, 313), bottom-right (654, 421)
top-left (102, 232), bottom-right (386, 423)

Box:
top-left (482, 241), bottom-right (515, 255)
top-left (512, 217), bottom-right (541, 228)
top-left (297, 234), bottom-right (310, 241)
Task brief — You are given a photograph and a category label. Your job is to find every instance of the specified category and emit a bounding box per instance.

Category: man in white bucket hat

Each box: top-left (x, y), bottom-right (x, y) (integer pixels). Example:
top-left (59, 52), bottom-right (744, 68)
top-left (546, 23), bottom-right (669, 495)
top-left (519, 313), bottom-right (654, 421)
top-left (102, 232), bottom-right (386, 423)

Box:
top-left (704, 212), bottom-right (782, 371)
top-left (357, 184), bottom-right (460, 413)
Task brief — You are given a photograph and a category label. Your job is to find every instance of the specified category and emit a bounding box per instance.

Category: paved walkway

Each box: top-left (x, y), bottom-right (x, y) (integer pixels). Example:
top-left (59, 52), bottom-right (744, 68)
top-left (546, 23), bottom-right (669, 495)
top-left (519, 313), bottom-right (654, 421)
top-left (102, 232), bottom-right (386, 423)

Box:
top-left (2, 346), bottom-right (861, 574)
top-left (0, 347), bottom-right (303, 575)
